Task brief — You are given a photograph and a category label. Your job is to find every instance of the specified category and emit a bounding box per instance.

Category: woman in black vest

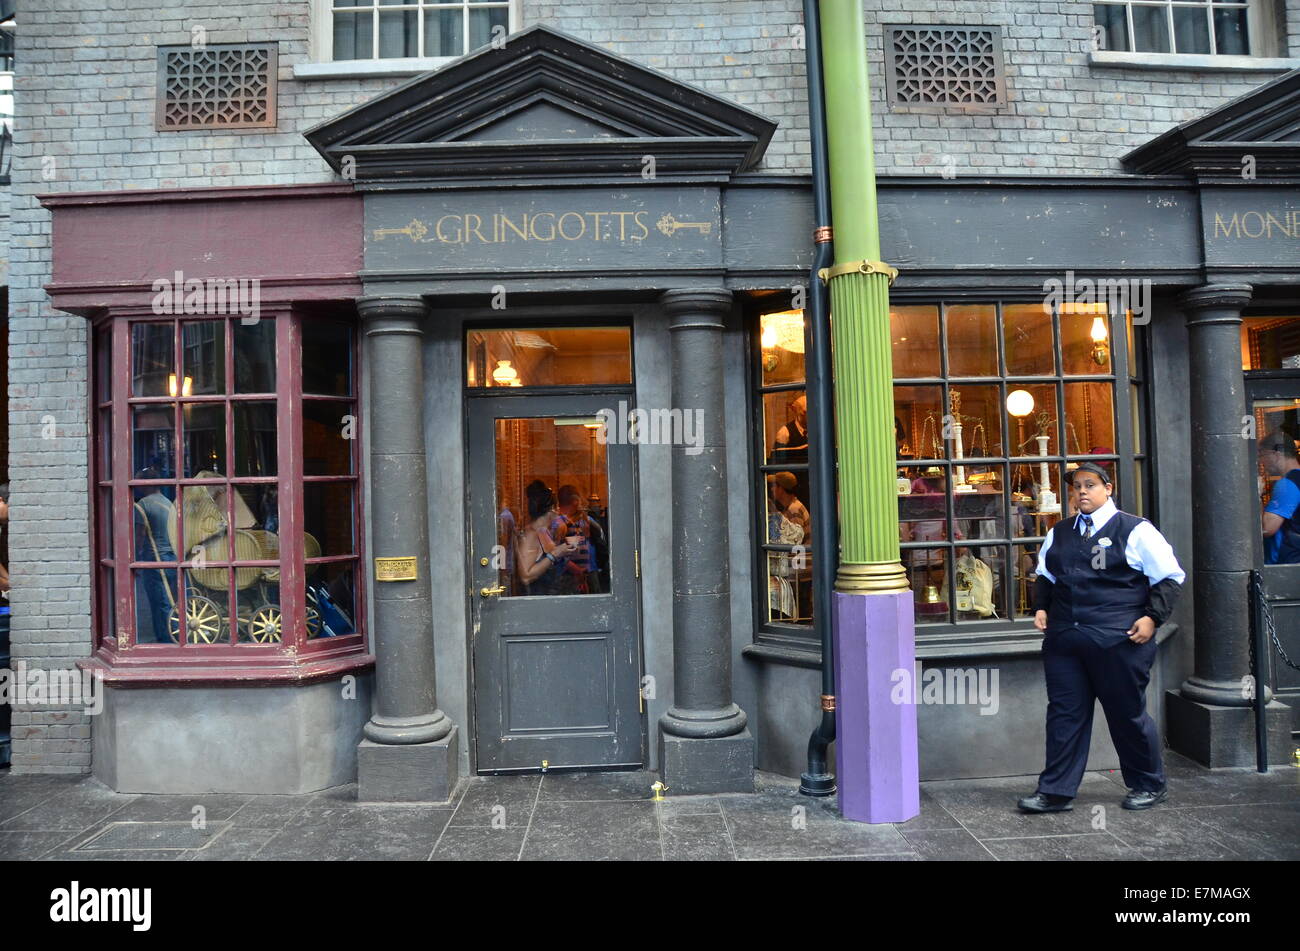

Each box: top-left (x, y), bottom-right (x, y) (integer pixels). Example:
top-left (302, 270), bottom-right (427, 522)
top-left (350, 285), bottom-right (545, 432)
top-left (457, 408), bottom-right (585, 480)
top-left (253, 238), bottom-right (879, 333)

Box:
top-left (1018, 462), bottom-right (1185, 813)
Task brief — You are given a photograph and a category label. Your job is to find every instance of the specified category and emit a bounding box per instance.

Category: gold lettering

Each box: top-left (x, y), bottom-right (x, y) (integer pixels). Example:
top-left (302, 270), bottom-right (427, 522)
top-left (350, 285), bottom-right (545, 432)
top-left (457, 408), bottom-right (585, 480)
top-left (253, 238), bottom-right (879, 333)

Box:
top-left (614, 211), bottom-right (634, 241)
top-left (587, 211), bottom-right (608, 240)
top-left (558, 212), bottom-right (586, 241)
top-left (435, 214), bottom-right (463, 244)
top-left (1214, 212), bottom-right (1239, 239)
top-left (1240, 212), bottom-right (1265, 239)
top-left (466, 213), bottom-right (489, 243)
top-left (500, 213), bottom-right (529, 241)
top-left (529, 213), bottom-right (556, 241)
top-left (1264, 213), bottom-right (1292, 239)
top-left (633, 210), bottom-right (650, 241)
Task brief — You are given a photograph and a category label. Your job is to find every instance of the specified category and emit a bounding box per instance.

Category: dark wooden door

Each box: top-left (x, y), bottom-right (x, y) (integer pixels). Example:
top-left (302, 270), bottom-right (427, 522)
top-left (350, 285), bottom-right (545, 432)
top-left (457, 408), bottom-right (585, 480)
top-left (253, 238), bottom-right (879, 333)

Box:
top-left (467, 393), bottom-right (643, 772)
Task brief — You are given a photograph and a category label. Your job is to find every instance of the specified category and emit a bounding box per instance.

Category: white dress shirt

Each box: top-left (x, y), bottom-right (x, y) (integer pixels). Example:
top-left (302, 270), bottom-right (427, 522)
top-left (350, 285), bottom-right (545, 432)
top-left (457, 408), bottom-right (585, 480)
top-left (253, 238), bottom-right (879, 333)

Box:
top-left (1035, 499), bottom-right (1185, 586)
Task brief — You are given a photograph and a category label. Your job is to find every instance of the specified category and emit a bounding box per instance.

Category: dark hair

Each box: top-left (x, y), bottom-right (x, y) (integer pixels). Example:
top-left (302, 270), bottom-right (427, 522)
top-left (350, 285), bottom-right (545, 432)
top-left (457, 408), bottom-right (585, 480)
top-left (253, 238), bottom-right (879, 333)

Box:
top-left (1260, 430), bottom-right (1299, 459)
top-left (557, 484), bottom-right (580, 507)
top-left (0, 482), bottom-right (9, 502)
top-left (525, 480), bottom-right (555, 520)
top-left (1070, 462), bottom-right (1112, 486)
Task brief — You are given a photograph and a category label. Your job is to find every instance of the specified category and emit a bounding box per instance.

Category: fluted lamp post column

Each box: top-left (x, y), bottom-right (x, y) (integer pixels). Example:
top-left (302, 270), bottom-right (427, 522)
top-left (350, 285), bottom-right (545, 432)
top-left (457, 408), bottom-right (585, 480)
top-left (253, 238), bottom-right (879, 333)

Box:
top-left (355, 295), bottom-right (457, 801)
top-left (820, 0), bottom-right (919, 823)
top-left (657, 287), bottom-right (754, 794)
top-left (1166, 284), bottom-right (1291, 766)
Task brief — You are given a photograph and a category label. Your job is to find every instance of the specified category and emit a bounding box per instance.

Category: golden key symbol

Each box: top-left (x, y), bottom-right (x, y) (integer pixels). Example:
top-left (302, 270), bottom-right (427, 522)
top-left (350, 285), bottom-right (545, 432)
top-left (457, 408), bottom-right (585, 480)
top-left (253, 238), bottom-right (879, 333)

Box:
top-left (656, 213), bottom-right (713, 237)
top-left (372, 218), bottom-right (429, 242)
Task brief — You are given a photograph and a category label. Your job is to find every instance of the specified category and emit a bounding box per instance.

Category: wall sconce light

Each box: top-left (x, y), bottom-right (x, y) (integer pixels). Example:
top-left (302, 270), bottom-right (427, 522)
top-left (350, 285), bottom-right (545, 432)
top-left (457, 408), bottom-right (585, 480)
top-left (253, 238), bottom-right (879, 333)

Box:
top-left (167, 373), bottom-right (193, 398)
top-left (1090, 316), bottom-right (1109, 365)
top-left (492, 360), bottom-right (519, 386)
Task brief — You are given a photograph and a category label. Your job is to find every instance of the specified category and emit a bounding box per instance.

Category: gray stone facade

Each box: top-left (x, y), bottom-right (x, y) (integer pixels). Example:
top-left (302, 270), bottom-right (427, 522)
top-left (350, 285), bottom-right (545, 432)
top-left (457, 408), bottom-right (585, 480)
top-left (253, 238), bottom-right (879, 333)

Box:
top-left (7, 0), bottom-right (1300, 773)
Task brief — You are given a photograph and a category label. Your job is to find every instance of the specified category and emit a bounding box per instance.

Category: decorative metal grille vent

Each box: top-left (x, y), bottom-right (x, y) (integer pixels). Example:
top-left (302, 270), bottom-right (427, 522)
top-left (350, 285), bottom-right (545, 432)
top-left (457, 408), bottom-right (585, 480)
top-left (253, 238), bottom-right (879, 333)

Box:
top-left (884, 26), bottom-right (1006, 113)
top-left (156, 43), bottom-right (277, 131)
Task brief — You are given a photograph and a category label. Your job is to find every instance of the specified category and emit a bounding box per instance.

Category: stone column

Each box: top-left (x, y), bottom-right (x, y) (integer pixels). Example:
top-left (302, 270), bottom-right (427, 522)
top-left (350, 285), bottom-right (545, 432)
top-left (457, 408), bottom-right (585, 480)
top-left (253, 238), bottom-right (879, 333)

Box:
top-left (1166, 284), bottom-right (1290, 766)
top-left (657, 287), bottom-right (754, 794)
top-left (355, 295), bottom-right (457, 800)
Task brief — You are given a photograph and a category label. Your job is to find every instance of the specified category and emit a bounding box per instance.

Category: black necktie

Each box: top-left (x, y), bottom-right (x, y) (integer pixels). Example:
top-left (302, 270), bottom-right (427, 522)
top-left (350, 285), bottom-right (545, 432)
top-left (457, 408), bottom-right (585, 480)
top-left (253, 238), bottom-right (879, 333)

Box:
top-left (1081, 514), bottom-right (1094, 539)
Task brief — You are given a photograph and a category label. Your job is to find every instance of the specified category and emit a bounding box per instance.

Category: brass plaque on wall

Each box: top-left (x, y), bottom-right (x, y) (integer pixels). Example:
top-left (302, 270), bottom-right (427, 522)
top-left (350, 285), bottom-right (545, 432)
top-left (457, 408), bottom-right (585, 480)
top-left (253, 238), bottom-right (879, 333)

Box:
top-left (374, 556), bottom-right (418, 581)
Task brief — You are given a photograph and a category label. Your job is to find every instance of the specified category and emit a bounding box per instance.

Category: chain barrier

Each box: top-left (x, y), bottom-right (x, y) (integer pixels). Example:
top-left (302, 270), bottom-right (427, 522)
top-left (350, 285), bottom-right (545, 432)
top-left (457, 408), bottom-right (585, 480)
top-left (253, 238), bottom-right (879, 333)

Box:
top-left (1252, 570), bottom-right (1300, 673)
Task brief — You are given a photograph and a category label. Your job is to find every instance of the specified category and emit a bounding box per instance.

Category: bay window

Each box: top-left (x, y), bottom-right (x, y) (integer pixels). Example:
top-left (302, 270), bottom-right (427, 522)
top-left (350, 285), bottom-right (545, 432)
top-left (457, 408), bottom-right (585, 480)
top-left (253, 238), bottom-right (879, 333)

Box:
top-left (92, 310), bottom-right (365, 676)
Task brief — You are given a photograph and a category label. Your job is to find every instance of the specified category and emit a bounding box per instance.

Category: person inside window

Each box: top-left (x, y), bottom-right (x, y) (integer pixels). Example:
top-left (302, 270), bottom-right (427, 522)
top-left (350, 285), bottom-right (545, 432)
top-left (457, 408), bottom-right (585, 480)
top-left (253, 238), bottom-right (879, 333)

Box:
top-left (1259, 429), bottom-right (1300, 565)
top-left (133, 467), bottom-right (178, 643)
top-left (769, 394), bottom-right (809, 504)
top-left (515, 480), bottom-right (578, 596)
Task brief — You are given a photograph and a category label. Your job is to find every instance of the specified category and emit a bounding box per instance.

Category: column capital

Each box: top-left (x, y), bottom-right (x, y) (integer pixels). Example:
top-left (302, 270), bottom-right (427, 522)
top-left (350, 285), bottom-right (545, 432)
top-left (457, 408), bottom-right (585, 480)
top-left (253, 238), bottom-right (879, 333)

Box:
top-left (357, 295), bottom-right (429, 330)
top-left (1177, 284), bottom-right (1253, 322)
top-left (661, 287), bottom-right (732, 331)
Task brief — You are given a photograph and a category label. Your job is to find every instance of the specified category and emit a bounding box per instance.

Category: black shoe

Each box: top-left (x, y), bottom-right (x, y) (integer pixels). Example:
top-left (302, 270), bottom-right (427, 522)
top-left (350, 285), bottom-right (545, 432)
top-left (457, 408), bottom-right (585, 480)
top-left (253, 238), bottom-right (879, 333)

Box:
top-left (1017, 792), bottom-right (1073, 813)
top-left (1122, 787), bottom-right (1167, 810)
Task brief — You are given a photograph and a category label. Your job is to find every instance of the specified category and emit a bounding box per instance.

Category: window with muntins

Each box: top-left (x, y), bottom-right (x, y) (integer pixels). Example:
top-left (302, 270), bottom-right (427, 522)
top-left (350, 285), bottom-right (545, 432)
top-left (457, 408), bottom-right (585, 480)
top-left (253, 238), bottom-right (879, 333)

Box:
top-left (93, 312), bottom-right (364, 671)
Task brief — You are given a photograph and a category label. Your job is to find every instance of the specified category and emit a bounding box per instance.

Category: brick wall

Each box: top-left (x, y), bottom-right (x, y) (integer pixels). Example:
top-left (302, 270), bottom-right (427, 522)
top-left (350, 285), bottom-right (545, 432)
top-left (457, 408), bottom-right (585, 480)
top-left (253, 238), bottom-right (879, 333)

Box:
top-left (8, 0), bottom-right (1297, 772)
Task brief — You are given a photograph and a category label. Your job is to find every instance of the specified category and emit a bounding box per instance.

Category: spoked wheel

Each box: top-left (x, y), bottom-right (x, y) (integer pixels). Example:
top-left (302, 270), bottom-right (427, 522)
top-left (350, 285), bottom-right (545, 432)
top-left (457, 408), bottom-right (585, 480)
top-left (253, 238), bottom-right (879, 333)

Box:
top-left (168, 595), bottom-right (226, 644)
top-left (246, 604), bottom-right (283, 643)
top-left (306, 588), bottom-right (324, 638)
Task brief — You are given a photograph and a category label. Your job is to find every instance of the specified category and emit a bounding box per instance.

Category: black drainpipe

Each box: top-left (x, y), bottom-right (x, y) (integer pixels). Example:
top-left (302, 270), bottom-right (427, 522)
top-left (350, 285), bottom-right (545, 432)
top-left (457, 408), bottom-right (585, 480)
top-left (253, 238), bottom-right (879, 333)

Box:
top-left (798, 0), bottom-right (839, 798)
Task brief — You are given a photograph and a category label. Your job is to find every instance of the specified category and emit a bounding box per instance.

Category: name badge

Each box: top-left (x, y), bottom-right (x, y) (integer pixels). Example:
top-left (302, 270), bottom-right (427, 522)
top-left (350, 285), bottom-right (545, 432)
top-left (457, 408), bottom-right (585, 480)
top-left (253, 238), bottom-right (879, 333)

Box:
top-left (1096, 538), bottom-right (1112, 548)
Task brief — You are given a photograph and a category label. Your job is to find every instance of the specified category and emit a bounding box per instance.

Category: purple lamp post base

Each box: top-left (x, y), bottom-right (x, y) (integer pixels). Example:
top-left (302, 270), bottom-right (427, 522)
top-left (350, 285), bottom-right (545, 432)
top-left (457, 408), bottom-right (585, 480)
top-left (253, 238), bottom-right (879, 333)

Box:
top-left (833, 588), bottom-right (920, 823)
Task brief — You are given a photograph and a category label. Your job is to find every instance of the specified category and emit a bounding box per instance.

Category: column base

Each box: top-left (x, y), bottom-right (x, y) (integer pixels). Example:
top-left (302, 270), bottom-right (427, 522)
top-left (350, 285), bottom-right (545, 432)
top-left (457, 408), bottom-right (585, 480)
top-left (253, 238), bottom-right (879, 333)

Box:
top-left (1165, 690), bottom-right (1292, 767)
top-left (363, 709), bottom-right (453, 745)
top-left (357, 726), bottom-right (458, 802)
top-left (834, 589), bottom-right (920, 824)
top-left (658, 728), bottom-right (754, 795)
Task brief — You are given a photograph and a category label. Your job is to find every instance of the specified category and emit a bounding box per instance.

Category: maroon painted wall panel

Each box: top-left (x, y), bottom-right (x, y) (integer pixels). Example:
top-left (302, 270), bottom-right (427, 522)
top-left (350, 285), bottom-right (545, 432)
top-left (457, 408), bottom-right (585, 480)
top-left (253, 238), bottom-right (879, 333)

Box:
top-left (44, 185), bottom-right (363, 291)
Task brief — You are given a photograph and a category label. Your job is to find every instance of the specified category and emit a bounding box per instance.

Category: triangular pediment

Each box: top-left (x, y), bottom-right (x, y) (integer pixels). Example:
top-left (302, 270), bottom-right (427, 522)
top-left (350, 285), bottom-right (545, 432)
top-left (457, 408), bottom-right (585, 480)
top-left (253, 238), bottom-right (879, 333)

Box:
top-left (1122, 67), bottom-right (1300, 176)
top-left (304, 25), bottom-right (777, 182)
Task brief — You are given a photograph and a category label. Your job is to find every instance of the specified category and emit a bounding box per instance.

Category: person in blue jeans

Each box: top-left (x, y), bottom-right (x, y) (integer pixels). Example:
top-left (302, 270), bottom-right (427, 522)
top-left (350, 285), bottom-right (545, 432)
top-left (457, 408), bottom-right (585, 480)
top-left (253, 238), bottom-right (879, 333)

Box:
top-left (1259, 430), bottom-right (1300, 565)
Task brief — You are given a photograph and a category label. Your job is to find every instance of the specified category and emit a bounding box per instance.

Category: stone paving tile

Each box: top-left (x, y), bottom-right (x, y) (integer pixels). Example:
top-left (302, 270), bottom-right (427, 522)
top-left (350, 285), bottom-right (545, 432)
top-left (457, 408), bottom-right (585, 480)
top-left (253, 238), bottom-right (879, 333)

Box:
top-left (0, 829), bottom-right (83, 861)
top-left (722, 807), bottom-right (912, 860)
top-left (538, 770), bottom-right (661, 802)
top-left (1099, 806), bottom-right (1247, 860)
top-left (448, 775), bottom-right (538, 828)
top-left (0, 779), bottom-right (137, 832)
top-left (183, 828), bottom-right (280, 861)
top-left (432, 826), bottom-right (527, 861)
top-left (981, 832), bottom-right (1143, 861)
top-left (653, 796), bottom-right (722, 819)
top-left (1175, 802), bottom-right (1300, 860)
top-left (259, 804), bottom-right (454, 861)
top-left (226, 795), bottom-right (314, 828)
top-left (921, 773), bottom-right (1125, 840)
top-left (660, 813), bottom-right (735, 861)
top-left (896, 789), bottom-right (964, 832)
top-left (529, 799), bottom-right (658, 837)
top-left (106, 794), bottom-right (250, 824)
top-left (900, 827), bottom-right (997, 861)
top-left (0, 774), bottom-right (84, 825)
top-left (521, 829), bottom-right (662, 861)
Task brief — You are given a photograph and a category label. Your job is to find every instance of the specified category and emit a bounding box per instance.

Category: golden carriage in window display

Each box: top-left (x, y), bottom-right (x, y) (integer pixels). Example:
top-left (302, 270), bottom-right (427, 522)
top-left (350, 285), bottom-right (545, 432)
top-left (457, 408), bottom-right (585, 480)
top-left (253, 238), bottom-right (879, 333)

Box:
top-left (155, 475), bottom-right (342, 644)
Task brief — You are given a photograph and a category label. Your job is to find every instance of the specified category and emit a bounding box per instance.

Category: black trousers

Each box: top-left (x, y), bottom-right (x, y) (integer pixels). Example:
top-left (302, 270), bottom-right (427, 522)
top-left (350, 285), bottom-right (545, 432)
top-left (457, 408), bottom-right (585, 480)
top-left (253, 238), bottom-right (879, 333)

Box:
top-left (1036, 625), bottom-right (1165, 797)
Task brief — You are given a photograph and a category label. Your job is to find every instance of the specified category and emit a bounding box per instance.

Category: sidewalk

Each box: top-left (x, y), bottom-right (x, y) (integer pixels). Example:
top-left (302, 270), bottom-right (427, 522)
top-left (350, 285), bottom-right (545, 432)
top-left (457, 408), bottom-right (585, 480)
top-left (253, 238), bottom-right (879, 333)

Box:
top-left (1, 751), bottom-right (1295, 861)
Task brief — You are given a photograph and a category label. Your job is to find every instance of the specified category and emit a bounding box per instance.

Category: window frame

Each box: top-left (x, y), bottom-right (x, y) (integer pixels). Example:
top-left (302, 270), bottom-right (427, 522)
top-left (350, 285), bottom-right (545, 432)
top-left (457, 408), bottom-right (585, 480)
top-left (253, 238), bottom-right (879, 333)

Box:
top-left (88, 308), bottom-right (368, 681)
top-left (746, 292), bottom-right (1152, 658)
top-left (304, 0), bottom-right (518, 77)
top-left (1091, 0), bottom-right (1282, 58)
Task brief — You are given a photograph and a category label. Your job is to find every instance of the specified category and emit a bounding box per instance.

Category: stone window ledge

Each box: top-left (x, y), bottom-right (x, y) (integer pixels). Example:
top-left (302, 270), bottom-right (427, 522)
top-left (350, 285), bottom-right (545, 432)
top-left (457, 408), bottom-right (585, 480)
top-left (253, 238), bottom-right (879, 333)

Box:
top-left (1089, 50), bottom-right (1300, 73)
top-left (78, 651), bottom-right (375, 688)
top-left (293, 58), bottom-right (454, 81)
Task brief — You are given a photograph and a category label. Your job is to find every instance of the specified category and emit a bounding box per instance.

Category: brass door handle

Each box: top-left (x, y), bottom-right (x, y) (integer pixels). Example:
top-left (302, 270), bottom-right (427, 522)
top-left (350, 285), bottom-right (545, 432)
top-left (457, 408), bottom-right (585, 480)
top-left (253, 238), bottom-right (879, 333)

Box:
top-left (480, 585), bottom-right (506, 598)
